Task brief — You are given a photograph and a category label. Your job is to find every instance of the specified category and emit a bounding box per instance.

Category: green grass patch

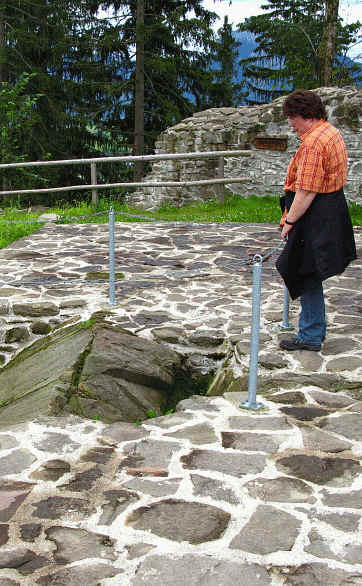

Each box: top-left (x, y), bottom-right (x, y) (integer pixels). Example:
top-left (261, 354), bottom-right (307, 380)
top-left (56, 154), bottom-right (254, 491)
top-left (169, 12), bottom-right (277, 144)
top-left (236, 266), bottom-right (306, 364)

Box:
top-left (0, 194), bottom-right (361, 251)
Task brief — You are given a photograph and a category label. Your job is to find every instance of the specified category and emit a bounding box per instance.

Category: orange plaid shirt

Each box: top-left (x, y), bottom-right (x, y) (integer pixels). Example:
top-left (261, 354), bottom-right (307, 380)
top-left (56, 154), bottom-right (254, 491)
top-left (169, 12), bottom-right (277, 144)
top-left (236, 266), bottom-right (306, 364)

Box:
top-left (284, 120), bottom-right (348, 194)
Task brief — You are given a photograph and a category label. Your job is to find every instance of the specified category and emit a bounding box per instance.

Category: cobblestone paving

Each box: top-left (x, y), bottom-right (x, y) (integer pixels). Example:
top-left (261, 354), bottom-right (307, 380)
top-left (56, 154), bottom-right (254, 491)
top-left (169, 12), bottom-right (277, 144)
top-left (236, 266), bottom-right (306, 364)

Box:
top-left (0, 221), bottom-right (361, 585)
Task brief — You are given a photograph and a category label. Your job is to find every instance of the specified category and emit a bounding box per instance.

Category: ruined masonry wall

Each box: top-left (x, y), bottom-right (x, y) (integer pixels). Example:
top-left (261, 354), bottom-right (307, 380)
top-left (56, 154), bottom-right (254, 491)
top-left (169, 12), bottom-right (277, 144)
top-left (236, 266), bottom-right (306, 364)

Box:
top-left (130, 86), bottom-right (361, 209)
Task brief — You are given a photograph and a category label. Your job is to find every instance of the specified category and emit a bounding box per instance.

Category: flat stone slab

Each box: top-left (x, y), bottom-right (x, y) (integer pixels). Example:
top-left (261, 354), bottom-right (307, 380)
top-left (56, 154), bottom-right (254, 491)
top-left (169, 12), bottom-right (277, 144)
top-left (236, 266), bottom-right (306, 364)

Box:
top-left (181, 448), bottom-right (266, 477)
top-left (126, 498), bottom-right (230, 544)
top-left (0, 449), bottom-right (36, 477)
top-left (230, 504), bottom-right (301, 554)
top-left (45, 526), bottom-right (117, 564)
top-left (165, 423), bottom-right (218, 444)
top-left (131, 555), bottom-right (272, 586)
top-left (221, 431), bottom-right (285, 453)
top-left (244, 477), bottom-right (315, 503)
top-left (317, 413), bottom-right (362, 441)
top-left (36, 563), bottom-right (124, 586)
top-left (276, 453), bottom-right (361, 487)
top-left (120, 439), bottom-right (180, 476)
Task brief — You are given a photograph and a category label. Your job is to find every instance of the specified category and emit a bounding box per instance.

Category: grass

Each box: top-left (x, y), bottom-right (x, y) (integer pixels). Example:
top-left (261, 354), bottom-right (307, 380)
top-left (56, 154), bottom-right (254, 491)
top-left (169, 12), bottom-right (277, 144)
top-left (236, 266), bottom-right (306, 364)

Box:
top-left (0, 193), bottom-right (361, 250)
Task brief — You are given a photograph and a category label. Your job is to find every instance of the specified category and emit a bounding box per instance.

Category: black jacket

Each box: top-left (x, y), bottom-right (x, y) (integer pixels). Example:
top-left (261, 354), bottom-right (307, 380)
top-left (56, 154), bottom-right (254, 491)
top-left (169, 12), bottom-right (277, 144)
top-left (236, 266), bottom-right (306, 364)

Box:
top-left (276, 189), bottom-right (357, 299)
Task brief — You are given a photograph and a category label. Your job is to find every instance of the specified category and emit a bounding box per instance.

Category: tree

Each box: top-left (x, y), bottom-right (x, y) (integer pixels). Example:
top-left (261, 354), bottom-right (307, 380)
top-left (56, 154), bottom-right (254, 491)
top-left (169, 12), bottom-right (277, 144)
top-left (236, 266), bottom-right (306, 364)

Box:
top-left (0, 0), bottom-right (129, 195)
top-left (238, 0), bottom-right (361, 103)
top-left (205, 16), bottom-right (246, 108)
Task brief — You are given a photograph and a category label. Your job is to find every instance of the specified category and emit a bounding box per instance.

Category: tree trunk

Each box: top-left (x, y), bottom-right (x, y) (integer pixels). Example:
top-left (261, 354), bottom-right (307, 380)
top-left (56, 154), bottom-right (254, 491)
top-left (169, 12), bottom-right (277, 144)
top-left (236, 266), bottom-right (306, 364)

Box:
top-left (318, 0), bottom-right (339, 86)
top-left (134, 0), bottom-right (144, 182)
top-left (0, 3), bottom-right (9, 192)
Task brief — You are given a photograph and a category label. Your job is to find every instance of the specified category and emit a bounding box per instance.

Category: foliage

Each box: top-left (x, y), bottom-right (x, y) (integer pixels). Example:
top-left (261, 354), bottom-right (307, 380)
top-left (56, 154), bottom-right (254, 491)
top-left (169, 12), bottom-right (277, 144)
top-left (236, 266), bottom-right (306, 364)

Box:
top-left (238, 0), bottom-right (362, 103)
top-left (0, 73), bottom-right (45, 190)
top-left (204, 16), bottom-right (247, 108)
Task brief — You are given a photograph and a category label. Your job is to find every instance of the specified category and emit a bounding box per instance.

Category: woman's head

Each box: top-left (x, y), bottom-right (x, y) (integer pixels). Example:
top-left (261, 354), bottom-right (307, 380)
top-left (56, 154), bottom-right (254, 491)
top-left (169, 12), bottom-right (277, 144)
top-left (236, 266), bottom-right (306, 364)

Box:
top-left (283, 90), bottom-right (327, 120)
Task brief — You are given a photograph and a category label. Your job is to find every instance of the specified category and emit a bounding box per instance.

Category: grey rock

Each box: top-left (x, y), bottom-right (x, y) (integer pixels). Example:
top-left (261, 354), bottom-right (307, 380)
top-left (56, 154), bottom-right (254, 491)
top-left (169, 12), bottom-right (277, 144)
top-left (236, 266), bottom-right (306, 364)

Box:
top-left (293, 351), bottom-right (324, 371)
top-left (244, 477), bottom-right (315, 503)
top-left (5, 326), bottom-right (30, 344)
top-left (151, 326), bottom-right (185, 343)
top-left (0, 480), bottom-right (35, 522)
top-left (0, 449), bottom-right (36, 477)
top-left (300, 425), bottom-right (352, 453)
top-left (308, 390), bottom-right (355, 408)
top-left (322, 338), bottom-right (360, 355)
top-left (222, 431), bottom-right (284, 453)
top-left (0, 435), bottom-right (19, 450)
top-left (317, 413), bottom-right (362, 441)
top-left (30, 460), bottom-right (71, 482)
top-left (13, 302), bottom-right (59, 317)
top-left (126, 543), bottom-right (156, 560)
top-left (45, 525), bottom-right (117, 564)
top-left (181, 449), bottom-right (266, 477)
top-left (99, 488), bottom-right (139, 525)
top-left (131, 555), bottom-right (271, 586)
top-left (176, 395), bottom-right (220, 412)
top-left (32, 497), bottom-right (92, 520)
top-left (126, 498), bottom-right (230, 544)
top-left (59, 466), bottom-right (103, 492)
top-left (280, 406), bottom-right (331, 421)
top-left (187, 330), bottom-right (225, 347)
top-left (283, 562), bottom-right (362, 585)
top-left (259, 353), bottom-right (288, 369)
top-left (0, 323), bottom-right (93, 426)
top-left (30, 321), bottom-right (52, 335)
top-left (327, 356), bottom-right (362, 371)
top-left (343, 544), bottom-right (362, 564)
top-left (77, 324), bottom-right (183, 422)
top-left (165, 422), bottom-right (218, 444)
top-left (120, 439), bottom-right (180, 475)
top-left (268, 391), bottom-right (306, 404)
top-left (276, 454), bottom-right (361, 486)
top-left (321, 488), bottom-right (362, 509)
top-left (0, 579), bottom-right (20, 586)
top-left (305, 529), bottom-right (341, 560)
top-left (314, 511), bottom-right (360, 532)
top-left (98, 422), bottom-right (149, 445)
top-left (230, 505), bottom-right (301, 554)
top-left (59, 298), bottom-right (87, 308)
top-left (122, 477), bottom-right (181, 498)
top-left (20, 523), bottom-right (42, 542)
top-left (191, 474), bottom-right (239, 504)
top-left (37, 563), bottom-right (123, 586)
top-left (0, 546), bottom-right (35, 569)
top-left (34, 432), bottom-right (81, 454)
top-left (228, 414), bottom-right (292, 430)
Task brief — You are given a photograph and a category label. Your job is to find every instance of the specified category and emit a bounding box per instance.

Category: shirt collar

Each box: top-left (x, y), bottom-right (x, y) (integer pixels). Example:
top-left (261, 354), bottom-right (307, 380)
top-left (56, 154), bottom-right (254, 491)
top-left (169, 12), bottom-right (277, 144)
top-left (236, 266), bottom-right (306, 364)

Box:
top-left (300, 119), bottom-right (326, 141)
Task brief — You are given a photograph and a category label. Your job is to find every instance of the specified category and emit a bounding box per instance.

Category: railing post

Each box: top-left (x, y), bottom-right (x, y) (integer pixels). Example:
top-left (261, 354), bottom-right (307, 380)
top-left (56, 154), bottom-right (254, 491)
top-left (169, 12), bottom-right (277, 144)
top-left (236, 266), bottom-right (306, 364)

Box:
top-left (217, 156), bottom-right (225, 203)
top-left (108, 206), bottom-right (117, 306)
top-left (278, 284), bottom-right (294, 331)
top-left (241, 254), bottom-right (263, 410)
top-left (91, 162), bottom-right (98, 206)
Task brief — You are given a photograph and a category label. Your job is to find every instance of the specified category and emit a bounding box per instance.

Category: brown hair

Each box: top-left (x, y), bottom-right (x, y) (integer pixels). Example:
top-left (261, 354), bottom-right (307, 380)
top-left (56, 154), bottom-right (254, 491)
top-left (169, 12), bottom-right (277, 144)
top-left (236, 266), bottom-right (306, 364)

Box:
top-left (283, 89), bottom-right (327, 120)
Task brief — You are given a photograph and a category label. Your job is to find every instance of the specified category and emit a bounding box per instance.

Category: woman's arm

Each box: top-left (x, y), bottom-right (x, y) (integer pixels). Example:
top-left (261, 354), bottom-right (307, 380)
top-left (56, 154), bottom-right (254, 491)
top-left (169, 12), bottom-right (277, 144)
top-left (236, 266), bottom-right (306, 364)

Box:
top-left (281, 189), bottom-right (317, 238)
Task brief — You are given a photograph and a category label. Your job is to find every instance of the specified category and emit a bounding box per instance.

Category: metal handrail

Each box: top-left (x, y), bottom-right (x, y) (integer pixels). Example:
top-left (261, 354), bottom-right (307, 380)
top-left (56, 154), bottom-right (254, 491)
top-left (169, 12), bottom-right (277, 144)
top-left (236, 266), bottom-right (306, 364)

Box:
top-left (0, 149), bottom-right (251, 204)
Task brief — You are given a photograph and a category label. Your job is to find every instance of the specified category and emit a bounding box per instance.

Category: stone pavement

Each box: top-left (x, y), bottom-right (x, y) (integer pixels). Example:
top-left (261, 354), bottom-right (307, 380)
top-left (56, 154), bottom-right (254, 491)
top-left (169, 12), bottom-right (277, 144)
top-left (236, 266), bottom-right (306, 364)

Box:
top-left (0, 221), bottom-right (361, 585)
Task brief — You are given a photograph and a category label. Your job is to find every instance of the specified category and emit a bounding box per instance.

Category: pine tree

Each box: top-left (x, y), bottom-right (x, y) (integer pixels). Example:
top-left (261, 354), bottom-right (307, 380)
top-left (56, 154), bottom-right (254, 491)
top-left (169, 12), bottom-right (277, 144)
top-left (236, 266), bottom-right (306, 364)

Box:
top-left (206, 16), bottom-right (246, 108)
top-left (238, 0), bottom-right (361, 104)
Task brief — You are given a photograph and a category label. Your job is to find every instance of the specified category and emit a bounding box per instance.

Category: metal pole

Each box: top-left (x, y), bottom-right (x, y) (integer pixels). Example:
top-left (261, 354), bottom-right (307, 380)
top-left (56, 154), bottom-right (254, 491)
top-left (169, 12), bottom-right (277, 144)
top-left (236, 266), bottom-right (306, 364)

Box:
top-left (108, 207), bottom-right (117, 306)
top-left (279, 284), bottom-right (294, 331)
top-left (91, 162), bottom-right (98, 206)
top-left (241, 254), bottom-right (263, 410)
top-left (217, 156), bottom-right (225, 203)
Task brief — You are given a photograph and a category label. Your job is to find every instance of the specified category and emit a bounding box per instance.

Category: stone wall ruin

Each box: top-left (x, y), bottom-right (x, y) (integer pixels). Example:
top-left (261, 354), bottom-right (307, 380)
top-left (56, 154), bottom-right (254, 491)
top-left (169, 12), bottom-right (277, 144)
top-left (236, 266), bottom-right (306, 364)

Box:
top-left (130, 86), bottom-right (361, 209)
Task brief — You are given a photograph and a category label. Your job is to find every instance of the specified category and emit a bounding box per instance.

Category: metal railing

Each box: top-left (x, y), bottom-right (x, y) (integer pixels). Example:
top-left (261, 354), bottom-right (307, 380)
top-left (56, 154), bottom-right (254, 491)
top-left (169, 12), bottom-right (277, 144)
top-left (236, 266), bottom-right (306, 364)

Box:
top-left (0, 150), bottom-right (251, 204)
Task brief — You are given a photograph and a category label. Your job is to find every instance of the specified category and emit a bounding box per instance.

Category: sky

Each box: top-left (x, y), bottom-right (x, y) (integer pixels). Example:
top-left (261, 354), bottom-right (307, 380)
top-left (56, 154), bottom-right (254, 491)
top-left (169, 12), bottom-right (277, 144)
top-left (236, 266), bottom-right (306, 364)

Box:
top-left (202, 0), bottom-right (362, 58)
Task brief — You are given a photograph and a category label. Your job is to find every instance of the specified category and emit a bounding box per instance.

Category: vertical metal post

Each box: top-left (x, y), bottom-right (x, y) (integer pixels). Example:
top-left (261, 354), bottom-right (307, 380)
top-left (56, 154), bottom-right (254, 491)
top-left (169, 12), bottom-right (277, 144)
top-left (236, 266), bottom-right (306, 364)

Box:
top-left (279, 284), bottom-right (294, 331)
top-left (108, 207), bottom-right (117, 306)
top-left (91, 162), bottom-right (98, 206)
top-left (241, 254), bottom-right (263, 410)
top-left (217, 156), bottom-right (225, 204)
